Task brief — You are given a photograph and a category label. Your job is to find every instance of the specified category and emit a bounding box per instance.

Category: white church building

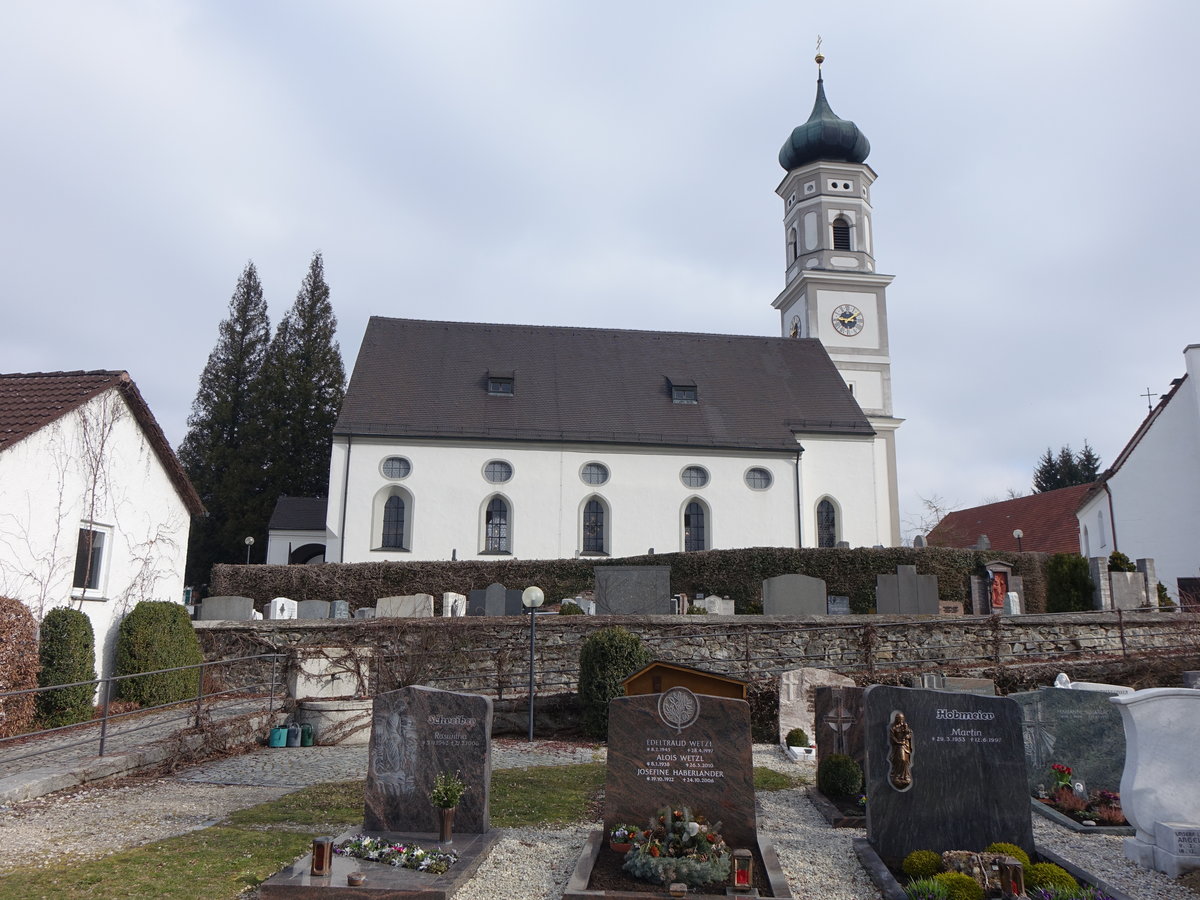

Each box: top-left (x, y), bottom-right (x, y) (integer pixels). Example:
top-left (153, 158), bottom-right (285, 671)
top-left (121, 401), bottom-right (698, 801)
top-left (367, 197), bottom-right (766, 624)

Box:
top-left (322, 70), bottom-right (902, 563)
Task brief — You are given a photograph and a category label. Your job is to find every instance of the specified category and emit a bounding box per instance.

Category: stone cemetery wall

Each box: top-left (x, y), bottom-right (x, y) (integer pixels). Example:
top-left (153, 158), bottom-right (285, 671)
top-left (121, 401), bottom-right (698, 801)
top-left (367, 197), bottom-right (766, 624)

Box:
top-left (196, 610), bottom-right (1197, 703)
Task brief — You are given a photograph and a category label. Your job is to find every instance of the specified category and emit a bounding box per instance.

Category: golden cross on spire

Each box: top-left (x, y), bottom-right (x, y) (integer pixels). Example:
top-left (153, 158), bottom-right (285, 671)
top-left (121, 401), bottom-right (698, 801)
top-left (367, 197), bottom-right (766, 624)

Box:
top-left (815, 35), bottom-right (825, 68)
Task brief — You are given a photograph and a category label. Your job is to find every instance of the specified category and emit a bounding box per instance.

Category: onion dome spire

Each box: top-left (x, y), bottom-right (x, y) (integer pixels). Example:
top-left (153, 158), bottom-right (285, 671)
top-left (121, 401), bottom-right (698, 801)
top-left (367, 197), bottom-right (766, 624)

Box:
top-left (778, 51), bottom-right (870, 171)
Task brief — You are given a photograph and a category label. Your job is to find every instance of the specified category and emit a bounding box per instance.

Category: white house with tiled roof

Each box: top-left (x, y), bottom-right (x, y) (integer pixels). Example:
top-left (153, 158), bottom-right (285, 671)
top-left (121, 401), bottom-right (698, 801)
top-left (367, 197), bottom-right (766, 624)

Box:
top-left (1076, 344), bottom-right (1200, 606)
top-left (0, 371), bottom-right (203, 677)
top-left (323, 71), bottom-right (901, 564)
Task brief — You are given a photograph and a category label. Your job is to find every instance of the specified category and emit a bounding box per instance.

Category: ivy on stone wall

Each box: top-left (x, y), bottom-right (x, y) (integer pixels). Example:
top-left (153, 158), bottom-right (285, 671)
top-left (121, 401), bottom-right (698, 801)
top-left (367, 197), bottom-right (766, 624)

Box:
top-left (212, 546), bottom-right (1048, 614)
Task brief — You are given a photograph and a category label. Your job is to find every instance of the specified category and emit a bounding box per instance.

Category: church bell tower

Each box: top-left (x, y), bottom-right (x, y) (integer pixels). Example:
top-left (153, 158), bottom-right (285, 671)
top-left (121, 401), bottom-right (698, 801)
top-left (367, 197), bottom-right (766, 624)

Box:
top-left (773, 52), bottom-right (902, 543)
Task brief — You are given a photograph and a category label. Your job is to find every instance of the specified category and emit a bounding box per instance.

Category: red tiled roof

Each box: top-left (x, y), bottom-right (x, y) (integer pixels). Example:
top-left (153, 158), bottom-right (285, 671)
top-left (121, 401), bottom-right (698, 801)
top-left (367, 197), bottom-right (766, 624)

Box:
top-left (926, 483), bottom-right (1096, 554)
top-left (0, 371), bottom-right (204, 516)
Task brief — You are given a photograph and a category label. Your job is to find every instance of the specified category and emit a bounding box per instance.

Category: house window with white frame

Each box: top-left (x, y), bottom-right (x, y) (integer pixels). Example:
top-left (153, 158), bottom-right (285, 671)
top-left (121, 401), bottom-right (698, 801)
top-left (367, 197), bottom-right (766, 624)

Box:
top-left (72, 526), bottom-right (107, 594)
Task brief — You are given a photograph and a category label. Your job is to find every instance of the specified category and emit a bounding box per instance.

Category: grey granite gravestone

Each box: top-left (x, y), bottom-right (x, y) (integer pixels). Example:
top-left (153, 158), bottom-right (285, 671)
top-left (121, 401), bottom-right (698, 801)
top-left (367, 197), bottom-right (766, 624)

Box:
top-left (593, 566), bottom-right (672, 615)
top-left (827, 595), bottom-right (851, 615)
top-left (814, 685), bottom-right (866, 770)
top-left (198, 595), bottom-right (255, 620)
top-left (1010, 686), bottom-right (1127, 794)
top-left (376, 594), bottom-right (434, 618)
top-left (779, 668), bottom-right (856, 745)
top-left (504, 588), bottom-right (525, 617)
top-left (295, 599), bottom-right (331, 619)
top-left (762, 573), bottom-right (827, 615)
top-left (603, 688), bottom-right (757, 849)
top-left (354, 607), bottom-right (376, 619)
top-left (330, 599), bottom-right (351, 619)
top-left (483, 583), bottom-right (507, 616)
top-left (467, 588), bottom-right (487, 616)
top-left (911, 674), bottom-right (996, 696)
top-left (864, 685), bottom-right (1033, 864)
top-left (363, 685), bottom-right (492, 834)
top-left (1111, 572), bottom-right (1148, 609)
top-left (875, 565), bottom-right (939, 615)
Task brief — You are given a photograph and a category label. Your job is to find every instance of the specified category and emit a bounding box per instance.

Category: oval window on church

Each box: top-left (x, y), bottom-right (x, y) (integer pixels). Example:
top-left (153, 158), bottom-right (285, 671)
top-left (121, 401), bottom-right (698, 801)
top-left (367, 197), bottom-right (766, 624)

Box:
top-left (484, 460), bottom-right (513, 484)
top-left (381, 456), bottom-right (411, 479)
top-left (745, 467), bottom-right (773, 490)
top-left (681, 466), bottom-right (709, 488)
top-left (581, 462), bottom-right (609, 485)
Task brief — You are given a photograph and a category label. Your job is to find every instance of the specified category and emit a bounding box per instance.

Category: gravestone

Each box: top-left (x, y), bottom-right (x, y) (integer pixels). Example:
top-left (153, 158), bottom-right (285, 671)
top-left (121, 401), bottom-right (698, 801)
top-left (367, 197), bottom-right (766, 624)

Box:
top-left (761, 573), bottom-right (827, 616)
top-left (698, 595), bottom-right (735, 615)
top-left (504, 588), bottom-right (525, 617)
top-left (467, 588), bottom-right (487, 616)
top-left (875, 565), bottom-right (939, 615)
top-left (593, 566), bottom-right (672, 615)
top-left (779, 667), bottom-right (855, 745)
top-left (330, 599), bottom-right (351, 619)
top-left (939, 601), bottom-right (964, 616)
top-left (604, 687), bottom-right (757, 849)
top-left (826, 595), bottom-right (851, 615)
top-left (911, 674), bottom-right (996, 696)
top-left (363, 685), bottom-right (493, 834)
top-left (198, 595), bottom-right (255, 621)
top-left (1010, 686), bottom-right (1127, 795)
top-left (296, 599), bottom-right (331, 620)
top-left (354, 607), bottom-right (376, 619)
top-left (442, 592), bottom-right (466, 617)
top-left (265, 597), bottom-right (297, 620)
top-left (376, 594), bottom-right (434, 618)
top-left (864, 685), bottom-right (1033, 864)
top-left (813, 685), bottom-right (866, 770)
top-left (969, 562), bottom-right (1026, 615)
top-left (1111, 571), bottom-right (1149, 610)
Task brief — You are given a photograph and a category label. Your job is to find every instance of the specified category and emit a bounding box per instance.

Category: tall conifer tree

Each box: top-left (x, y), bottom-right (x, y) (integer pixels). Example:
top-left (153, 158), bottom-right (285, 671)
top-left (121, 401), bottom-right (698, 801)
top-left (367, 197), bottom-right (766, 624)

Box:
top-left (1032, 442), bottom-right (1102, 493)
top-left (252, 251), bottom-right (346, 508)
top-left (179, 262), bottom-right (270, 582)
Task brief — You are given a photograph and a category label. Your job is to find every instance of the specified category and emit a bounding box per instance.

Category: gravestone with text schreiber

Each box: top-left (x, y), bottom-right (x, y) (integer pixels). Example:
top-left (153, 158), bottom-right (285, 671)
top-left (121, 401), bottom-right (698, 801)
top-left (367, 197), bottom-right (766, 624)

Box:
top-left (864, 685), bottom-right (1033, 865)
top-left (604, 688), bottom-right (757, 849)
top-left (363, 685), bottom-right (492, 834)
top-left (594, 566), bottom-right (673, 615)
top-left (814, 685), bottom-right (866, 770)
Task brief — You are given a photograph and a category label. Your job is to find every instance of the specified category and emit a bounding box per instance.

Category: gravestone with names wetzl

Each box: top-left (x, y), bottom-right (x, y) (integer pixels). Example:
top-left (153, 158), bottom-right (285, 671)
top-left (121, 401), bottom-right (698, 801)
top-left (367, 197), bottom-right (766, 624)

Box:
top-left (363, 685), bottom-right (492, 834)
top-left (864, 685), bottom-right (1033, 864)
top-left (604, 688), bottom-right (757, 849)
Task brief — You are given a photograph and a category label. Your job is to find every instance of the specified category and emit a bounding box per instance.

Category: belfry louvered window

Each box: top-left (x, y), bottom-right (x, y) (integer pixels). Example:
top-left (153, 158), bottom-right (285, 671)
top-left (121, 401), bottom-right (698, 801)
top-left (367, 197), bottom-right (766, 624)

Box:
top-left (832, 218), bottom-right (852, 251)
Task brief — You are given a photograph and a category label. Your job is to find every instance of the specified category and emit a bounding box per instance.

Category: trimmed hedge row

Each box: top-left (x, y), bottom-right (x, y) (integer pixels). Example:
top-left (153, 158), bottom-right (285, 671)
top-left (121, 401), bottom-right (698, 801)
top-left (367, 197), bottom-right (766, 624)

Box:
top-left (212, 546), bottom-right (1049, 615)
top-left (0, 596), bottom-right (39, 738)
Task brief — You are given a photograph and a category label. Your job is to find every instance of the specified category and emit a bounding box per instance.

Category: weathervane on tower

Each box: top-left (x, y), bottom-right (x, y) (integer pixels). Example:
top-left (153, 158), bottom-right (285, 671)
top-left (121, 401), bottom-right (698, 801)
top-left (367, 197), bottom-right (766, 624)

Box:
top-left (815, 35), bottom-right (824, 69)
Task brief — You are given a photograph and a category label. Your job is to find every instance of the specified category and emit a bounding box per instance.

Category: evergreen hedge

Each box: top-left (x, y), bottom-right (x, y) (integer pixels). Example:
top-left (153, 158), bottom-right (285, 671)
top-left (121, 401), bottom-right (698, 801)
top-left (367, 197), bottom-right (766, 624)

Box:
top-left (0, 596), bottom-right (39, 738)
top-left (577, 626), bottom-right (651, 739)
top-left (114, 601), bottom-right (204, 707)
top-left (1045, 553), bottom-right (1095, 613)
top-left (36, 607), bottom-right (96, 727)
top-left (212, 546), bottom-right (1049, 615)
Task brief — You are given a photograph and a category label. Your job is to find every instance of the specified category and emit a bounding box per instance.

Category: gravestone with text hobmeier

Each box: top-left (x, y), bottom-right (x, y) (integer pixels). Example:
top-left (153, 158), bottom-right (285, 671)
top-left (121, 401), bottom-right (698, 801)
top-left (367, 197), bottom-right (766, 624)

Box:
top-left (864, 685), bottom-right (1033, 865)
top-left (593, 566), bottom-right (673, 615)
top-left (875, 565), bottom-right (939, 615)
top-left (761, 573), bottom-right (827, 616)
top-left (604, 688), bottom-right (757, 849)
top-left (363, 685), bottom-right (492, 834)
top-left (814, 685), bottom-right (866, 770)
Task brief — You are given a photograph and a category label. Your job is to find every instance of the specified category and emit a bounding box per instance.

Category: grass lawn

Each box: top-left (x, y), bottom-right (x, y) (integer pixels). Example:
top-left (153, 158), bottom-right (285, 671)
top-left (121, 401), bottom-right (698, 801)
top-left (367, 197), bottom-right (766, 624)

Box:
top-left (0, 761), bottom-right (804, 899)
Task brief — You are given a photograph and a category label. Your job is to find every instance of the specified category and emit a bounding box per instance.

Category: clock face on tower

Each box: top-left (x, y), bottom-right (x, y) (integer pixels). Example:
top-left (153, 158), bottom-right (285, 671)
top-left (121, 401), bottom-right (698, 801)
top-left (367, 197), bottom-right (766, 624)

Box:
top-left (831, 304), bottom-right (865, 337)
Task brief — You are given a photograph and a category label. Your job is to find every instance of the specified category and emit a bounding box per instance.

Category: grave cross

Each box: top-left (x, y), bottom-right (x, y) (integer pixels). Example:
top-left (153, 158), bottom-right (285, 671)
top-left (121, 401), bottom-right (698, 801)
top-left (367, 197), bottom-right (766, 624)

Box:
top-left (822, 696), bottom-right (856, 755)
top-left (1141, 387), bottom-right (1156, 410)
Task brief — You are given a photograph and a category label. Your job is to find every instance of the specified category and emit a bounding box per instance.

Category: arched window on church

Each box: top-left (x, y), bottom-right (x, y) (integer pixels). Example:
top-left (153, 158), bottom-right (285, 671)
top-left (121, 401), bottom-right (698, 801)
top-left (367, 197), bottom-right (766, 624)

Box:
top-left (582, 498), bottom-right (607, 555)
top-left (683, 500), bottom-right (707, 552)
top-left (831, 217), bottom-right (852, 251)
top-left (382, 495), bottom-right (406, 549)
top-left (817, 498), bottom-right (838, 548)
top-left (787, 227), bottom-right (798, 262)
top-left (484, 497), bottom-right (510, 553)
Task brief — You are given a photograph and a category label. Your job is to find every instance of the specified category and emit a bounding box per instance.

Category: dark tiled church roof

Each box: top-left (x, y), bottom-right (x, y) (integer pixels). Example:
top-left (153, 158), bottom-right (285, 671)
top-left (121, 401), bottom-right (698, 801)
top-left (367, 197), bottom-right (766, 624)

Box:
top-left (269, 495), bottom-right (328, 531)
top-left (336, 317), bottom-right (874, 451)
top-left (0, 370), bottom-right (204, 516)
top-left (926, 483), bottom-right (1096, 554)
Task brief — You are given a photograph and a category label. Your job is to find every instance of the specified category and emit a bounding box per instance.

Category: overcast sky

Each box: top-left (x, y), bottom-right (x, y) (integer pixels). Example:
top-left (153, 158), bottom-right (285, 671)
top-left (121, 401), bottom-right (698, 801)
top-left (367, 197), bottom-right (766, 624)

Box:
top-left (3, 1), bottom-right (1198, 543)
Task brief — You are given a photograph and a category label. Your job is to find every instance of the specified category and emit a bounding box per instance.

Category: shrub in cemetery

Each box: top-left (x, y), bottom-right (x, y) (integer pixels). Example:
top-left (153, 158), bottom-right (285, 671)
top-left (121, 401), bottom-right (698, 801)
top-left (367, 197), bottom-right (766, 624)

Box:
top-left (577, 626), bottom-right (651, 739)
top-left (983, 842), bottom-right (1030, 868)
top-left (785, 727), bottom-right (809, 747)
top-left (0, 596), bottom-right (39, 738)
top-left (902, 849), bottom-right (945, 879)
top-left (1024, 862), bottom-right (1077, 893)
top-left (114, 601), bottom-right (203, 707)
top-left (904, 877), bottom-right (950, 900)
top-left (816, 752), bottom-right (863, 798)
top-left (36, 607), bottom-right (96, 728)
top-left (931, 872), bottom-right (984, 900)
top-left (558, 602), bottom-right (584, 615)
top-left (1045, 553), bottom-right (1095, 613)
top-left (1106, 550), bottom-right (1136, 573)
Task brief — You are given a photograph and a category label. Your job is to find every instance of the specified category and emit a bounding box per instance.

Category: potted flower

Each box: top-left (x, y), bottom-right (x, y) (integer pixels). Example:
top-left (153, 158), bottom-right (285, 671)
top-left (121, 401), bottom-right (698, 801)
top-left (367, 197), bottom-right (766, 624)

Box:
top-left (608, 823), bottom-right (638, 853)
top-left (622, 806), bottom-right (731, 888)
top-left (430, 771), bottom-right (467, 844)
top-left (1050, 763), bottom-right (1073, 796)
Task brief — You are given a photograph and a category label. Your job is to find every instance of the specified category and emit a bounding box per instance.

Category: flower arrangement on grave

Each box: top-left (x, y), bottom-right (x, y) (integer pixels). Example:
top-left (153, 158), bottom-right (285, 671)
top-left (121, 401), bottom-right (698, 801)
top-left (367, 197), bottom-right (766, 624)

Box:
top-left (334, 835), bottom-right (458, 874)
top-left (430, 770), bottom-right (467, 809)
top-left (608, 823), bottom-right (639, 850)
top-left (1037, 784), bottom-right (1127, 826)
top-left (1049, 763), bottom-right (1072, 791)
top-left (621, 806), bottom-right (731, 888)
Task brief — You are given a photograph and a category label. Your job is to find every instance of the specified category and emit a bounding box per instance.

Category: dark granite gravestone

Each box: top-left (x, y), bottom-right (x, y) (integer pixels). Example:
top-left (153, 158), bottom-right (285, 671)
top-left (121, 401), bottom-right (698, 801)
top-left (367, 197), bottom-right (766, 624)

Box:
top-left (467, 583), bottom-right (506, 616)
top-left (911, 674), bottom-right (996, 696)
top-left (363, 686), bottom-right (492, 834)
top-left (198, 595), bottom-right (255, 620)
top-left (864, 685), bottom-right (1033, 865)
top-left (504, 588), bottom-right (525, 617)
top-left (827, 595), bottom-right (851, 615)
top-left (295, 599), bottom-right (331, 619)
top-left (814, 685), bottom-right (865, 770)
top-left (593, 566), bottom-right (672, 615)
top-left (875, 565), bottom-right (939, 615)
top-left (604, 688), bottom-right (757, 849)
top-left (330, 599), bottom-right (350, 619)
top-left (467, 588), bottom-right (486, 616)
top-left (761, 573), bottom-right (827, 615)
top-left (1010, 687), bottom-right (1127, 794)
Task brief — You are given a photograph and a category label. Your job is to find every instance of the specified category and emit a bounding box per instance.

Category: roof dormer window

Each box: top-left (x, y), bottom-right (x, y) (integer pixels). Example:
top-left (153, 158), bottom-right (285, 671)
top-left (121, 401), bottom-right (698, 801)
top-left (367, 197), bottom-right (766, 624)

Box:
top-left (667, 376), bottom-right (698, 404)
top-left (487, 370), bottom-right (514, 396)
